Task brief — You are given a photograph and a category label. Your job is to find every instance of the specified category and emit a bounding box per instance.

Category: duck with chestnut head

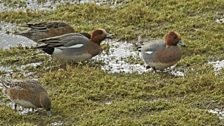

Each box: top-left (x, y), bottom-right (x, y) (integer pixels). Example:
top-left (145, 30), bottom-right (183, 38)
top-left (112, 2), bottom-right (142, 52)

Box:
top-left (36, 28), bottom-right (112, 62)
top-left (141, 31), bottom-right (186, 71)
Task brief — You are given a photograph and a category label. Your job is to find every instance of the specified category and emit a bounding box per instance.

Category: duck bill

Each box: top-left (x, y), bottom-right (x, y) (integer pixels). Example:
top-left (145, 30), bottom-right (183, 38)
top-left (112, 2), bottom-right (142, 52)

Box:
top-left (177, 40), bottom-right (186, 47)
top-left (106, 33), bottom-right (113, 39)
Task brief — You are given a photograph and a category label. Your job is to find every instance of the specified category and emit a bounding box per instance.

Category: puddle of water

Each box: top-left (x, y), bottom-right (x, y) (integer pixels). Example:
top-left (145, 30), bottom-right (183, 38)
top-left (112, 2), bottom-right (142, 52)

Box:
top-left (208, 60), bottom-right (224, 72)
top-left (93, 40), bottom-right (185, 76)
top-left (208, 108), bottom-right (224, 119)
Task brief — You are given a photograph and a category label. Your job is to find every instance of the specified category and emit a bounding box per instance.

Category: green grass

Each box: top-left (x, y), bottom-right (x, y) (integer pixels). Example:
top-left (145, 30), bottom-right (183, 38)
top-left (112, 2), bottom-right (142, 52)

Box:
top-left (0, 0), bottom-right (224, 125)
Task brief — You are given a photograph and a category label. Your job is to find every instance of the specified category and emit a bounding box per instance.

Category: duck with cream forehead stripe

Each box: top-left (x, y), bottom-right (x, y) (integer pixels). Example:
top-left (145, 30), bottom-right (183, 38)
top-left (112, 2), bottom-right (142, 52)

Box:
top-left (141, 31), bottom-right (186, 71)
top-left (36, 28), bottom-right (112, 62)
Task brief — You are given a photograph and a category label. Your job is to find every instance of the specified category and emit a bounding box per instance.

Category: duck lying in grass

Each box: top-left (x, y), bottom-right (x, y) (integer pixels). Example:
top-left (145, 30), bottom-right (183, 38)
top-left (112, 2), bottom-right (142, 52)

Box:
top-left (16, 21), bottom-right (76, 42)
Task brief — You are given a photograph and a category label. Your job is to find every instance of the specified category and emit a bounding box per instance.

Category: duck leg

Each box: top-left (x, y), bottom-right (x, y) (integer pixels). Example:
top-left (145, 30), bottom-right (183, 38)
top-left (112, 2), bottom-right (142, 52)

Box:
top-left (146, 66), bottom-right (157, 72)
top-left (152, 67), bottom-right (157, 72)
top-left (14, 103), bottom-right (17, 111)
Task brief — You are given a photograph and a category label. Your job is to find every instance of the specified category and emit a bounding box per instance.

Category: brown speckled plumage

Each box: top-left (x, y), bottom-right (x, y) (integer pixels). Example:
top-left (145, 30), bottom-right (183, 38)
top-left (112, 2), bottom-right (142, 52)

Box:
top-left (17, 21), bottom-right (75, 42)
top-left (1, 80), bottom-right (51, 116)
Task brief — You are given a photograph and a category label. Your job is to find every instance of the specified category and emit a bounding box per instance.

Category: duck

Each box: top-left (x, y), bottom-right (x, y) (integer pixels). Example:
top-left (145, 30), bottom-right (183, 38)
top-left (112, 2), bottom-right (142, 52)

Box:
top-left (36, 28), bottom-right (112, 62)
top-left (1, 79), bottom-right (52, 116)
top-left (16, 21), bottom-right (91, 42)
top-left (141, 31), bottom-right (186, 71)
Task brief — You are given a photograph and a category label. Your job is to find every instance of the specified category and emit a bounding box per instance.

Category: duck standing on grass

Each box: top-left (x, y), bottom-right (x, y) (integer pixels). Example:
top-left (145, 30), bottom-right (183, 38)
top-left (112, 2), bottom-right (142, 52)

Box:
top-left (36, 28), bottom-right (112, 62)
top-left (0, 79), bottom-right (52, 116)
top-left (141, 31), bottom-right (186, 71)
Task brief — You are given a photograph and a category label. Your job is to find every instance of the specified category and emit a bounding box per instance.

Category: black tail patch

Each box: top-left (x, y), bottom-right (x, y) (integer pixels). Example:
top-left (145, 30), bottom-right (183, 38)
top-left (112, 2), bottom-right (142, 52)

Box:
top-left (36, 45), bottom-right (54, 55)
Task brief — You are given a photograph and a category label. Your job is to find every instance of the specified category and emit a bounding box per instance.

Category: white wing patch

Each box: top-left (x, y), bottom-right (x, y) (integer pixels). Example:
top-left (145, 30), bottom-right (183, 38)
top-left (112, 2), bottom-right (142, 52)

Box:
top-left (145, 51), bottom-right (153, 55)
top-left (58, 44), bottom-right (84, 49)
top-left (67, 44), bottom-right (84, 48)
top-left (54, 48), bottom-right (63, 54)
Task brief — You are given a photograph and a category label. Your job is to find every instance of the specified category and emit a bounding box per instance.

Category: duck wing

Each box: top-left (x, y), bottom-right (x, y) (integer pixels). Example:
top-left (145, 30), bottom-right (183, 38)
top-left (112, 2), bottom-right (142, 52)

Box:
top-left (37, 33), bottom-right (90, 48)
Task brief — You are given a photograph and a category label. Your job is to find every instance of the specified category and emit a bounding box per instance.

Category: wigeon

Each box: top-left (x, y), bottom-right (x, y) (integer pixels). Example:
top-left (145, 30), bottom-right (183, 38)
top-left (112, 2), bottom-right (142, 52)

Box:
top-left (36, 28), bottom-right (112, 62)
top-left (1, 79), bottom-right (51, 116)
top-left (16, 21), bottom-right (76, 42)
top-left (141, 31), bottom-right (186, 71)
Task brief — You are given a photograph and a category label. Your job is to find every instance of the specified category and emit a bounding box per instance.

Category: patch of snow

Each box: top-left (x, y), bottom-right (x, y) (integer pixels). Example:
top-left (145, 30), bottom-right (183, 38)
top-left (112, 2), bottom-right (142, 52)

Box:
top-left (93, 40), bottom-right (185, 77)
top-left (0, 0), bottom-right (121, 12)
top-left (0, 21), bottom-right (18, 33)
top-left (0, 66), bottom-right (13, 73)
top-left (93, 41), bottom-right (149, 74)
top-left (104, 100), bottom-right (112, 105)
top-left (208, 60), bottom-right (224, 72)
top-left (216, 18), bottom-right (224, 24)
top-left (20, 62), bottom-right (42, 69)
top-left (0, 32), bottom-right (36, 49)
top-left (52, 121), bottom-right (64, 126)
top-left (208, 108), bottom-right (224, 119)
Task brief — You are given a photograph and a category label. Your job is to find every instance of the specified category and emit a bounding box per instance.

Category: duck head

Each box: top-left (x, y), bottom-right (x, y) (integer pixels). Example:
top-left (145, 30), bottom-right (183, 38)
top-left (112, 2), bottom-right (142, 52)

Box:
top-left (91, 28), bottom-right (112, 45)
top-left (165, 31), bottom-right (186, 47)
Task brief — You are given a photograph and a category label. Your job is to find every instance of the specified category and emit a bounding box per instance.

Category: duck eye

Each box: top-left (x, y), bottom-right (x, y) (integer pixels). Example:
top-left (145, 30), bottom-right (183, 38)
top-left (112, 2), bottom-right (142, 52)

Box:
top-left (173, 34), bottom-right (178, 39)
top-left (95, 30), bottom-right (103, 35)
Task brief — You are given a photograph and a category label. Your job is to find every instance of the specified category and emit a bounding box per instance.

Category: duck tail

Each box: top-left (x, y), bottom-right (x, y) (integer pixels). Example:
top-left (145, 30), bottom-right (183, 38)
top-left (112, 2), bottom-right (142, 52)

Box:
top-left (136, 35), bottom-right (143, 52)
top-left (34, 45), bottom-right (55, 55)
top-left (15, 32), bottom-right (31, 38)
top-left (34, 44), bottom-right (48, 49)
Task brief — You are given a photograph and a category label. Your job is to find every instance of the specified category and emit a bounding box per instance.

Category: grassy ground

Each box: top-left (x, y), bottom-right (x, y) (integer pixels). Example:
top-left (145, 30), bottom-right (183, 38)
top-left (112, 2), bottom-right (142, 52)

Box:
top-left (0, 0), bottom-right (224, 125)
